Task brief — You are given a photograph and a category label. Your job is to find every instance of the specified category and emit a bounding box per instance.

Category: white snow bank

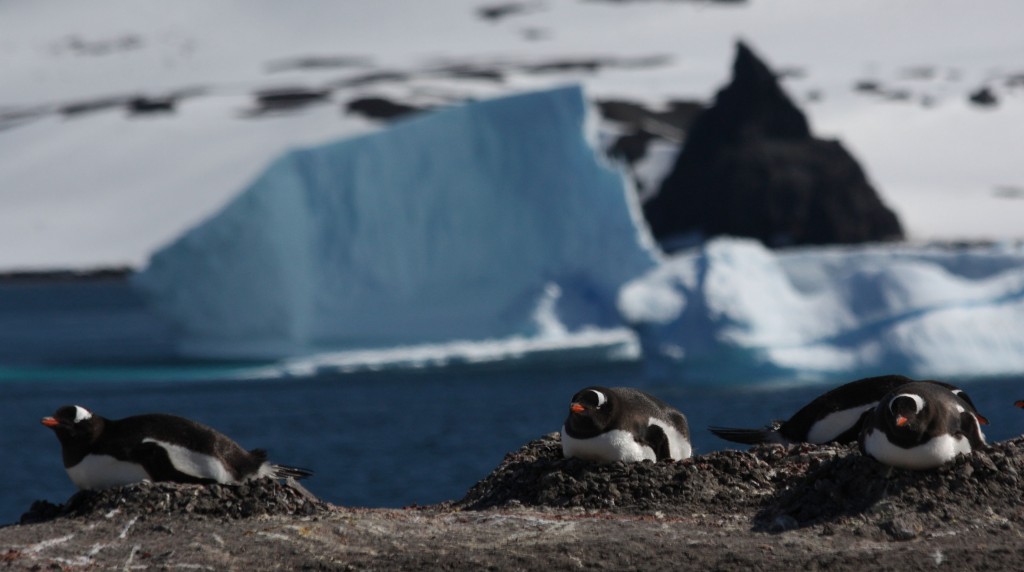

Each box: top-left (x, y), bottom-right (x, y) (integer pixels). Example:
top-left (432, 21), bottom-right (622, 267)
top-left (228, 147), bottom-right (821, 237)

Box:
top-left (621, 237), bottom-right (1024, 383)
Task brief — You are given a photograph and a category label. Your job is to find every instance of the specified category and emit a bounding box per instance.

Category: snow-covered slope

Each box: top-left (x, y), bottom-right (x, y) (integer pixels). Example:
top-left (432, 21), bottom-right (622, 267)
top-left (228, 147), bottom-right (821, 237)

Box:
top-left (2, 0), bottom-right (1024, 270)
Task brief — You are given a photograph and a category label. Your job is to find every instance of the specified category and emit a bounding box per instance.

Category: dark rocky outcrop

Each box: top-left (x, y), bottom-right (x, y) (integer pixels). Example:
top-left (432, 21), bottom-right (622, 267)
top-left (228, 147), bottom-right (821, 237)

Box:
top-left (643, 41), bottom-right (904, 250)
top-left (346, 97), bottom-right (426, 121)
top-left (249, 87), bottom-right (331, 115)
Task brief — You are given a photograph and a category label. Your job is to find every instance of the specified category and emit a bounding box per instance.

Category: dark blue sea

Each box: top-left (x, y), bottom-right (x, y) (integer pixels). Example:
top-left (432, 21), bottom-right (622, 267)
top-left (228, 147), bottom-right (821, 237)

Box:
top-left (2, 363), bottom-right (1022, 525)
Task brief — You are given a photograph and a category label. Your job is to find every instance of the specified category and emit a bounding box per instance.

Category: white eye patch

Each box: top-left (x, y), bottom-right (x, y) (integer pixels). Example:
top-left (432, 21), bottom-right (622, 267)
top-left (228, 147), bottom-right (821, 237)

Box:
top-left (889, 393), bottom-right (925, 415)
top-left (74, 406), bottom-right (93, 423)
top-left (590, 390), bottom-right (607, 408)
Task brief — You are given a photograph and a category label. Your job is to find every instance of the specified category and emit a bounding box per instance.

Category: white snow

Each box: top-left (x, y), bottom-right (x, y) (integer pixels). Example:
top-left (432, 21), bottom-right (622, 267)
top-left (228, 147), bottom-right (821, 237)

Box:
top-left (620, 238), bottom-right (1024, 383)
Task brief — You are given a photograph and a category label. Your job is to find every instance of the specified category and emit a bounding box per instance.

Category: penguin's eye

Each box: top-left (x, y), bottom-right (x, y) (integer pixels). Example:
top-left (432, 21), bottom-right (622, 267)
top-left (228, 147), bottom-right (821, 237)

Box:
top-left (889, 393), bottom-right (925, 415)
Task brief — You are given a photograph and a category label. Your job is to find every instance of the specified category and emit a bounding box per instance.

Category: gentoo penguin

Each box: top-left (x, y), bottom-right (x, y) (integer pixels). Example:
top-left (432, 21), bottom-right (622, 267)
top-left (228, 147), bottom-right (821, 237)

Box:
top-left (860, 381), bottom-right (987, 470)
top-left (561, 386), bottom-right (692, 463)
top-left (42, 405), bottom-right (312, 490)
top-left (708, 374), bottom-right (987, 446)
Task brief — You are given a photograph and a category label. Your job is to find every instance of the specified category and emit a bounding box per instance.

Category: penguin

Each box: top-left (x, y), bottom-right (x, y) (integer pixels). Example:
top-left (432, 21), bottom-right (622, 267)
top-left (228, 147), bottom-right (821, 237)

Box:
top-left (859, 381), bottom-right (987, 470)
top-left (708, 374), bottom-right (987, 446)
top-left (41, 405), bottom-right (312, 490)
top-left (561, 386), bottom-right (691, 463)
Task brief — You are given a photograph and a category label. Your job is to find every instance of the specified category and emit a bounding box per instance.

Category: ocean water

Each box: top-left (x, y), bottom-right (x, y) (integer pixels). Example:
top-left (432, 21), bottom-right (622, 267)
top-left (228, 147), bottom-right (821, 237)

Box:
top-left (2, 364), bottom-right (1022, 525)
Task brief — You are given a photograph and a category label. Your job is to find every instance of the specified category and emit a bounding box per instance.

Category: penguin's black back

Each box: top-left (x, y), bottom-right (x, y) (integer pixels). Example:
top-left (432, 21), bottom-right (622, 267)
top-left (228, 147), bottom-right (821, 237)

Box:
top-left (606, 386), bottom-right (689, 439)
top-left (96, 413), bottom-right (265, 482)
top-left (779, 374), bottom-right (914, 442)
top-left (710, 374), bottom-right (985, 446)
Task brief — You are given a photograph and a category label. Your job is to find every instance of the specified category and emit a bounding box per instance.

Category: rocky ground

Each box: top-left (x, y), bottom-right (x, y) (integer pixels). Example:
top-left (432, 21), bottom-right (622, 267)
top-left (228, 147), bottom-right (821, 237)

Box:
top-left (2, 434), bottom-right (1023, 570)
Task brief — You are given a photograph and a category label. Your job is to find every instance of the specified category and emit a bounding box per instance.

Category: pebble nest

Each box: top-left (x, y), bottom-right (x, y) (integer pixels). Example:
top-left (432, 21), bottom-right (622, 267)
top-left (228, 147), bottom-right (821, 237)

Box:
top-left (763, 435), bottom-right (1024, 535)
top-left (457, 433), bottom-right (1024, 537)
top-left (20, 478), bottom-right (331, 524)
top-left (455, 433), bottom-right (800, 514)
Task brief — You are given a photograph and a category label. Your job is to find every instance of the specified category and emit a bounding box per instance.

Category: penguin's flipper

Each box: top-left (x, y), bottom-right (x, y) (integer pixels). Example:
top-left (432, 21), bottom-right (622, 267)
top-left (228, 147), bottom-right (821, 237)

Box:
top-left (644, 423), bottom-right (672, 461)
top-left (131, 441), bottom-right (216, 485)
top-left (707, 426), bottom-right (775, 445)
top-left (959, 411), bottom-right (989, 451)
top-left (828, 409), bottom-right (877, 445)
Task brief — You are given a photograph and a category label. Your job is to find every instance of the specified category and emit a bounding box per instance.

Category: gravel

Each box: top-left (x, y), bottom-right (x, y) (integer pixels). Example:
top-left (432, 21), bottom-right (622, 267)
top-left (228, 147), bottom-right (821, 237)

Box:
top-left (456, 432), bottom-right (1024, 538)
top-left (18, 477), bottom-right (331, 524)
top-left (5, 434), bottom-right (1024, 570)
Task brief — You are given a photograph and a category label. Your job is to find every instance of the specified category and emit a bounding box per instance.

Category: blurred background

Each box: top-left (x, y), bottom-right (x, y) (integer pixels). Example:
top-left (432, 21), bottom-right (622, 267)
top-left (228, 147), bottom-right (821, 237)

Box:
top-left (1, 0), bottom-right (1023, 524)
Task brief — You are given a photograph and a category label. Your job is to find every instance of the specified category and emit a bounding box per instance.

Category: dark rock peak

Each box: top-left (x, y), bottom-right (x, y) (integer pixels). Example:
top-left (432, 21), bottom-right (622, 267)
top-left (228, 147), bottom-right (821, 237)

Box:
top-left (643, 40), bottom-right (904, 250)
top-left (694, 40), bottom-right (810, 152)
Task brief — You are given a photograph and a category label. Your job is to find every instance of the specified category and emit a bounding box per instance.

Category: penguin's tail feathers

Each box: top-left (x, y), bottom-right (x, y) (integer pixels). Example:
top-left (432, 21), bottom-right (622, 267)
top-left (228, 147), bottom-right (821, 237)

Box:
top-left (271, 463), bottom-right (314, 480)
top-left (708, 426), bottom-right (781, 445)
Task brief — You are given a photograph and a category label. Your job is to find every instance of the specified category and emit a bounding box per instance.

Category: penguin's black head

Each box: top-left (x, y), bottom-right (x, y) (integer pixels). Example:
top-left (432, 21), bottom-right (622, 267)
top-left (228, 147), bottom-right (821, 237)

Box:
top-left (886, 392), bottom-right (927, 432)
top-left (42, 405), bottom-right (101, 444)
top-left (565, 386), bottom-right (614, 435)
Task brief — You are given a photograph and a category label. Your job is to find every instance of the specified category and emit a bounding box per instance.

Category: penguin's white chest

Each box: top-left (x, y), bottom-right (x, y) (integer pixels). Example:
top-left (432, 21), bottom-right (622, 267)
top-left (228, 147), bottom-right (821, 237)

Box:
top-left (66, 455), bottom-right (151, 490)
top-left (561, 426), bottom-right (656, 462)
top-left (862, 429), bottom-right (972, 470)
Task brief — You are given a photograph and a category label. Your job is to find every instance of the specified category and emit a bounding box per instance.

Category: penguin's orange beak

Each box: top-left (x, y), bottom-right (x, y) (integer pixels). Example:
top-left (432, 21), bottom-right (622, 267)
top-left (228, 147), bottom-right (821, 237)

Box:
top-left (41, 417), bottom-right (59, 428)
top-left (570, 403), bottom-right (585, 414)
top-left (976, 414), bottom-right (990, 425)
top-left (895, 415), bottom-right (909, 427)
top-left (1015, 400), bottom-right (1024, 409)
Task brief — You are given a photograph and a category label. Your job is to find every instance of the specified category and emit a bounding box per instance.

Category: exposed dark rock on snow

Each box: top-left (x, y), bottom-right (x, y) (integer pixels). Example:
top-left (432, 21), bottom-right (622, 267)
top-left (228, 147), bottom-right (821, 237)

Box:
top-left (477, 2), bottom-right (542, 21)
top-left (643, 41), bottom-right (904, 250)
top-left (127, 95), bottom-right (175, 115)
top-left (249, 87), bottom-right (331, 114)
top-left (346, 97), bottom-right (426, 120)
top-left (969, 86), bottom-right (999, 107)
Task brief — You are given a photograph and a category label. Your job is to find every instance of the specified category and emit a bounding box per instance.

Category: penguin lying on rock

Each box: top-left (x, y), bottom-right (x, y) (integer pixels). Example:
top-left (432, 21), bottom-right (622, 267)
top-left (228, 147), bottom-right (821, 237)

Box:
top-left (708, 374), bottom-right (987, 446)
top-left (42, 405), bottom-right (312, 490)
top-left (859, 381), bottom-right (988, 470)
top-left (561, 386), bottom-right (691, 463)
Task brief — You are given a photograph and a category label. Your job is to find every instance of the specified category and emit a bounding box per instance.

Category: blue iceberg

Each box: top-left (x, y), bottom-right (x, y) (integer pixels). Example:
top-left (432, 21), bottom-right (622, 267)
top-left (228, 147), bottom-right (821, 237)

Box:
top-left (134, 86), bottom-right (660, 360)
